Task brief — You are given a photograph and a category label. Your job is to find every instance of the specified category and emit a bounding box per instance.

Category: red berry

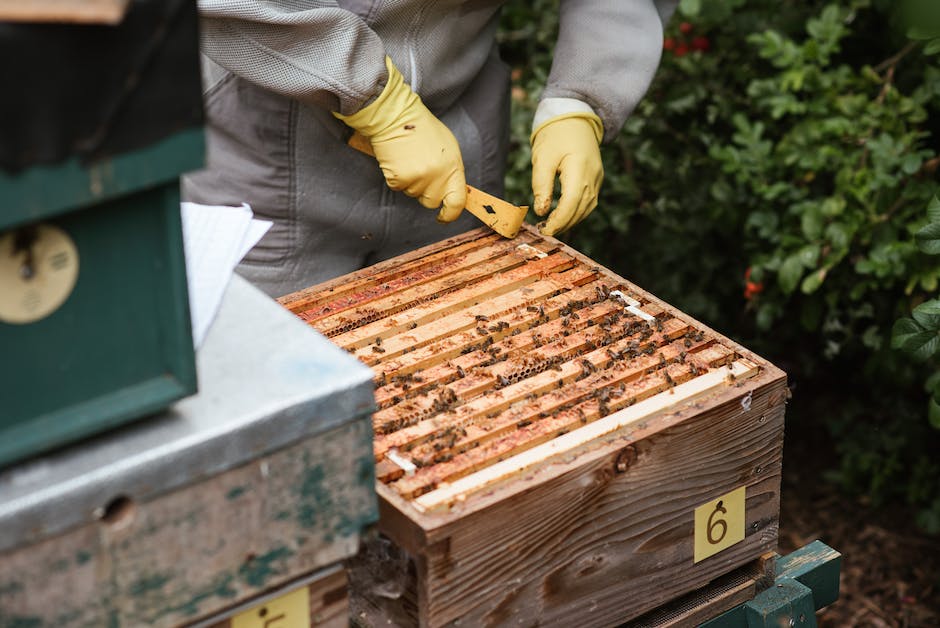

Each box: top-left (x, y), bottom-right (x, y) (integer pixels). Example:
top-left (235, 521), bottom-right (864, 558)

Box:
top-left (675, 43), bottom-right (689, 57)
top-left (692, 36), bottom-right (710, 52)
top-left (679, 21), bottom-right (693, 34)
top-left (663, 37), bottom-right (676, 51)
top-left (743, 268), bottom-right (764, 299)
top-left (744, 281), bottom-right (764, 300)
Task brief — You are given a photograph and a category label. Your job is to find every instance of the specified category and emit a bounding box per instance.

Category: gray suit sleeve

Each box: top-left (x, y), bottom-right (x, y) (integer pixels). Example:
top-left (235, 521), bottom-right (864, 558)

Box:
top-left (543, 0), bottom-right (677, 142)
top-left (197, 0), bottom-right (388, 114)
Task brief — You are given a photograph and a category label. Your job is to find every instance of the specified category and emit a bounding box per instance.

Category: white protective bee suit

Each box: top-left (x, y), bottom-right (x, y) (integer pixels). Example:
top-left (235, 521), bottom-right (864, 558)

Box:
top-left (184, 0), bottom-right (676, 297)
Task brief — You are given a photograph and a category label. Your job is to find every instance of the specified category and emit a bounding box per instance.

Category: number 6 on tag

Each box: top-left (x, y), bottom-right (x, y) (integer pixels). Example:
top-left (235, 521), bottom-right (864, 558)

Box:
top-left (694, 486), bottom-right (746, 563)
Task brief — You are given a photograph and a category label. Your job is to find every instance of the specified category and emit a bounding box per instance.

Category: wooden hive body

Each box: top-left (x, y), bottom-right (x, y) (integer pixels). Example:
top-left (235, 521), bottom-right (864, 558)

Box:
top-left (280, 226), bottom-right (787, 627)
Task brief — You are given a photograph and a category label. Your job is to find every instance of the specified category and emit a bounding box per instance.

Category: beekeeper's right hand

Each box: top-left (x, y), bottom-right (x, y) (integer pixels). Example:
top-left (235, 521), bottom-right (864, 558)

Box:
top-left (335, 56), bottom-right (467, 223)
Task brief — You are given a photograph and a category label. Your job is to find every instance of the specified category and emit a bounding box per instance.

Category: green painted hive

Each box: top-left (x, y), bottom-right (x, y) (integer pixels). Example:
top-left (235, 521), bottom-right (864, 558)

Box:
top-left (0, 128), bottom-right (203, 467)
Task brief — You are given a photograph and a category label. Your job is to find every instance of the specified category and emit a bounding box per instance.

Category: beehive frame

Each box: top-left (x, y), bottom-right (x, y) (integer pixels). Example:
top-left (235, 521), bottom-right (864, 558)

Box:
top-left (280, 225), bottom-right (787, 626)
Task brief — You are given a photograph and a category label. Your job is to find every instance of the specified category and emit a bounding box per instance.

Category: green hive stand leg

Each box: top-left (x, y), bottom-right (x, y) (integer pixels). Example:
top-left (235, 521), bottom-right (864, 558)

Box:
top-left (700, 541), bottom-right (841, 628)
top-left (744, 577), bottom-right (818, 627)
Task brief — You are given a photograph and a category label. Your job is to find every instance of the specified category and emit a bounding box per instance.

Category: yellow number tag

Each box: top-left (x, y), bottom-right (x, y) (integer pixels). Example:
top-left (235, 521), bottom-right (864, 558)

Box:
top-left (694, 486), bottom-right (746, 563)
top-left (232, 585), bottom-right (310, 628)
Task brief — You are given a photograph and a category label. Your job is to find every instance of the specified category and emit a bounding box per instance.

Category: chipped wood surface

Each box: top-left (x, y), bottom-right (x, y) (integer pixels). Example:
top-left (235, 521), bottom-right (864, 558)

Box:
top-left (281, 225), bottom-right (788, 626)
top-left (0, 419), bottom-right (376, 628)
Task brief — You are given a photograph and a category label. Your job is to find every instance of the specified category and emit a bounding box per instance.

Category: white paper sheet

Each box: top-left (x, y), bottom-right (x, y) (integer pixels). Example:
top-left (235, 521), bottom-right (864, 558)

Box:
top-left (180, 202), bottom-right (272, 348)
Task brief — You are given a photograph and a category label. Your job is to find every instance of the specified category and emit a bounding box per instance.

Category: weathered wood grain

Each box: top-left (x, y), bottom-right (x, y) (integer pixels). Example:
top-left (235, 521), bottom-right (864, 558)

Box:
top-left (407, 374), bottom-right (785, 626)
top-left (0, 419), bottom-right (376, 628)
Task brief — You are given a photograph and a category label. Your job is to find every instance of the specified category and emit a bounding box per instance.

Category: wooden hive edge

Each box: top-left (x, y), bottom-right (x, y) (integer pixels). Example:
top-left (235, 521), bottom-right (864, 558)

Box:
top-left (276, 227), bottom-right (493, 310)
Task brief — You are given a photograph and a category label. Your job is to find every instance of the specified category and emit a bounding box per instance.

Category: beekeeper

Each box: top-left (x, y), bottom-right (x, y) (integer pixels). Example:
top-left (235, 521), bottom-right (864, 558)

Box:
top-left (184, 1), bottom-right (676, 297)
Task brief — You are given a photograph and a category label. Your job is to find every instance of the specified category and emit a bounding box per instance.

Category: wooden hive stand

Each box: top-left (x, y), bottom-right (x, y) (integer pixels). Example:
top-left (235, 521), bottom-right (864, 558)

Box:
top-left (279, 225), bottom-right (789, 627)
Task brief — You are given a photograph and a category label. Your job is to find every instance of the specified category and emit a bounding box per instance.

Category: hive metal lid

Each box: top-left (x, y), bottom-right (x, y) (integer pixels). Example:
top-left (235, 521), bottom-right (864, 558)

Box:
top-left (0, 275), bottom-right (375, 552)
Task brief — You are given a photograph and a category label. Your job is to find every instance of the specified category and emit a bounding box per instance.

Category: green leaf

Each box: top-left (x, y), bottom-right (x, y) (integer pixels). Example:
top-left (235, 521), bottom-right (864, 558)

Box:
top-left (928, 195), bottom-right (940, 223)
top-left (892, 317), bottom-right (925, 349)
top-left (797, 244), bottom-right (821, 267)
top-left (892, 317), bottom-right (940, 361)
top-left (902, 153), bottom-right (923, 174)
top-left (745, 210), bottom-right (779, 238)
top-left (801, 268), bottom-right (826, 294)
top-left (924, 370), bottom-right (940, 395)
top-left (925, 38), bottom-right (940, 55)
top-left (905, 331), bottom-right (939, 361)
top-left (908, 25), bottom-right (939, 40)
top-left (912, 299), bottom-right (940, 330)
top-left (779, 255), bottom-right (804, 294)
top-left (821, 196), bottom-right (846, 217)
top-left (929, 396), bottom-right (940, 430)
top-left (915, 221), bottom-right (940, 255)
top-left (825, 222), bottom-right (852, 250)
top-left (709, 180), bottom-right (733, 203)
top-left (801, 206), bottom-right (824, 240)
top-left (678, 0), bottom-right (701, 17)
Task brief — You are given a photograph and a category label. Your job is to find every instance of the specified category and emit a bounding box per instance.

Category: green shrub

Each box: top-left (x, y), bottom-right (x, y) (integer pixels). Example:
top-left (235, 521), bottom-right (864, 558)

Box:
top-left (499, 0), bottom-right (940, 530)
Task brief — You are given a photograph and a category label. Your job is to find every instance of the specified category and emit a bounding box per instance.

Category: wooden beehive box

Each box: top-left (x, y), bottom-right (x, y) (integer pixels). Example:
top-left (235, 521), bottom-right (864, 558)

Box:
top-left (279, 226), bottom-right (787, 627)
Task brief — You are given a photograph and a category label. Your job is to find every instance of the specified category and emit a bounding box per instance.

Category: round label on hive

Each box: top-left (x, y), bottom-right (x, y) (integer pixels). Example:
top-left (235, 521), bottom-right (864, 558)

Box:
top-left (0, 224), bottom-right (80, 324)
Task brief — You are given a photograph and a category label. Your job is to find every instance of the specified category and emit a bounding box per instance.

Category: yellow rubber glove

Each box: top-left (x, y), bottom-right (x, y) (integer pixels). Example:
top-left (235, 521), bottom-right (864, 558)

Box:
top-left (530, 112), bottom-right (604, 236)
top-left (335, 57), bottom-right (467, 222)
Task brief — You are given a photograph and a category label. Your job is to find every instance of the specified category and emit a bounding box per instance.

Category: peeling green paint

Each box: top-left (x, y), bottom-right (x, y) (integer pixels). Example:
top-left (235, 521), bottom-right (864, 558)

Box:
top-left (275, 510), bottom-right (291, 521)
top-left (336, 513), bottom-right (358, 537)
top-left (158, 573), bottom-right (237, 620)
top-left (356, 455), bottom-right (375, 487)
top-left (297, 461), bottom-right (332, 530)
top-left (75, 550), bottom-right (92, 565)
top-left (0, 581), bottom-right (24, 596)
top-left (142, 521), bottom-right (160, 537)
top-left (226, 486), bottom-right (247, 500)
top-left (129, 573), bottom-right (171, 597)
top-left (238, 546), bottom-right (293, 588)
top-left (186, 509), bottom-right (200, 526)
top-left (51, 609), bottom-right (83, 628)
top-left (296, 447), bottom-right (377, 537)
top-left (0, 615), bottom-right (42, 628)
top-left (51, 558), bottom-right (69, 572)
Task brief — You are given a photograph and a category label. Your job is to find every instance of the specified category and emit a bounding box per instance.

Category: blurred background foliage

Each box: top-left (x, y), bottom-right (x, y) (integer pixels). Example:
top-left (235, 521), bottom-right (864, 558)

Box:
top-left (498, 0), bottom-right (940, 531)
